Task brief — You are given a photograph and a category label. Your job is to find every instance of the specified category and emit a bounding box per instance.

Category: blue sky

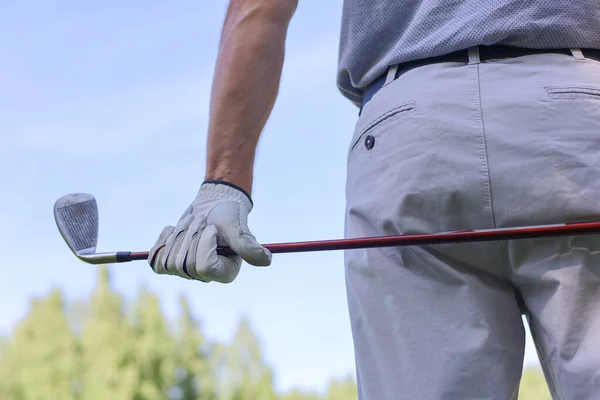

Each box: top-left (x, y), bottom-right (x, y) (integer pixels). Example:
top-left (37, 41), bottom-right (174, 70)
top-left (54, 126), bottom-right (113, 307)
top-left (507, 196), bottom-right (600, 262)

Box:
top-left (0, 0), bottom-right (542, 393)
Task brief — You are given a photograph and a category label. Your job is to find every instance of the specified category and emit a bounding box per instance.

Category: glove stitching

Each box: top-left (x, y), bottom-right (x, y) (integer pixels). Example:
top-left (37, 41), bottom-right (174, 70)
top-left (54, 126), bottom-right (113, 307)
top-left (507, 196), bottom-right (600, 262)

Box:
top-left (203, 191), bottom-right (249, 205)
top-left (198, 189), bottom-right (252, 213)
top-left (202, 179), bottom-right (253, 205)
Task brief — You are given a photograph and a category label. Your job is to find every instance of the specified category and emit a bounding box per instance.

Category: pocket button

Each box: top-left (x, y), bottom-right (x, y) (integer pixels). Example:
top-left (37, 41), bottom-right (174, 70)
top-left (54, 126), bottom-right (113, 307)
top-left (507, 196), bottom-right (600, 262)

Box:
top-left (365, 135), bottom-right (375, 150)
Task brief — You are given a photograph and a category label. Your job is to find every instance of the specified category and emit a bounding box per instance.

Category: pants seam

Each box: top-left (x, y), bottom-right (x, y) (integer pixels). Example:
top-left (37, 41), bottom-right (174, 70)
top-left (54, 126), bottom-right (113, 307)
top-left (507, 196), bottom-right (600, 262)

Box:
top-left (473, 63), bottom-right (497, 230)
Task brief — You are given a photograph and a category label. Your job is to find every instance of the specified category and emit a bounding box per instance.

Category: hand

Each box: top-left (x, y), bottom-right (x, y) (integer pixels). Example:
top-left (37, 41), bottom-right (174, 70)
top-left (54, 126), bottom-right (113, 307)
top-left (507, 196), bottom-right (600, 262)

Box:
top-left (148, 181), bottom-right (271, 283)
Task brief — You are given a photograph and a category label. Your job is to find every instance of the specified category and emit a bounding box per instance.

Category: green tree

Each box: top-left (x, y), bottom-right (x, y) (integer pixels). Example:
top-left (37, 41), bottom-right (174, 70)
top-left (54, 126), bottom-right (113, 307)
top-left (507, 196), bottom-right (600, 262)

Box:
top-left (0, 335), bottom-right (7, 359)
top-left (279, 388), bottom-right (322, 400)
top-left (0, 288), bottom-right (79, 400)
top-left (80, 266), bottom-right (138, 400)
top-left (214, 317), bottom-right (277, 400)
top-left (175, 295), bottom-right (215, 400)
top-left (0, 336), bottom-right (8, 399)
top-left (131, 287), bottom-right (177, 400)
top-left (518, 367), bottom-right (552, 400)
top-left (325, 374), bottom-right (358, 400)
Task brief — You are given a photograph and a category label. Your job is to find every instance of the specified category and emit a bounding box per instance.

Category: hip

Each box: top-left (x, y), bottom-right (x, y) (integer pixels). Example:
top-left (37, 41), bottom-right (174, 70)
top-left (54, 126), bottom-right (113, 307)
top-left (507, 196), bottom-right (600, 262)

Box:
top-left (345, 49), bottom-right (600, 235)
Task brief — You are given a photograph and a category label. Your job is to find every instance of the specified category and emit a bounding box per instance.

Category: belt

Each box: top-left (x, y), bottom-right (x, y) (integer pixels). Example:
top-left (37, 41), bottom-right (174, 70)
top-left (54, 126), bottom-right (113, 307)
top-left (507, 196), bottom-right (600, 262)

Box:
top-left (361, 45), bottom-right (600, 108)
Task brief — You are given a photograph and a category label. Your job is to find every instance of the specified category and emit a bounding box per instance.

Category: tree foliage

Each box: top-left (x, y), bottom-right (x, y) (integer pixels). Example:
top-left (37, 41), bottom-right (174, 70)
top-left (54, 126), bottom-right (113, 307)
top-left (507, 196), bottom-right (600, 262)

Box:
top-left (175, 295), bottom-right (215, 399)
top-left (0, 265), bottom-right (552, 399)
top-left (0, 289), bottom-right (79, 400)
top-left (80, 267), bottom-right (138, 400)
top-left (518, 368), bottom-right (553, 400)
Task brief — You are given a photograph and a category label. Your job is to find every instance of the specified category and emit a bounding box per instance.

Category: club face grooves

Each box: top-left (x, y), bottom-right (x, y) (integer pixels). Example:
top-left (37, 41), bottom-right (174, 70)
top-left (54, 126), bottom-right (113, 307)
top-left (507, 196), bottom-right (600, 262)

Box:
top-left (56, 200), bottom-right (97, 251)
top-left (54, 193), bottom-right (99, 256)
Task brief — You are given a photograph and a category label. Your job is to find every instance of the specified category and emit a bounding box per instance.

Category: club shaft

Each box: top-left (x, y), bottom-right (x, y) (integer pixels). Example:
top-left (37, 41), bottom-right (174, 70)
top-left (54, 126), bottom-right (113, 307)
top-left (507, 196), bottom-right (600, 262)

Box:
top-left (118, 221), bottom-right (600, 262)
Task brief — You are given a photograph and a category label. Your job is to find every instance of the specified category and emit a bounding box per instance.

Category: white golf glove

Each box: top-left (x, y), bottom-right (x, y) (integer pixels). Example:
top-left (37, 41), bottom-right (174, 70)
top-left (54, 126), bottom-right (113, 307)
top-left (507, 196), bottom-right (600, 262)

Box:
top-left (148, 181), bottom-right (271, 283)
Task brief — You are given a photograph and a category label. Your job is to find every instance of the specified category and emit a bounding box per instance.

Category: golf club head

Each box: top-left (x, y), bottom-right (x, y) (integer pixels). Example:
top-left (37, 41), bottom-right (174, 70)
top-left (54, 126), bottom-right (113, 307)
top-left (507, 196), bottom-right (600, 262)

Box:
top-left (54, 193), bottom-right (99, 258)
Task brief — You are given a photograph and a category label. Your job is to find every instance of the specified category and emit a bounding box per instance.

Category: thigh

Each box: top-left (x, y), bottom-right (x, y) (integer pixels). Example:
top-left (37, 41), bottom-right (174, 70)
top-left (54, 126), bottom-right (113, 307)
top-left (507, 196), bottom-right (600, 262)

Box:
top-left (344, 243), bottom-right (526, 400)
top-left (345, 62), bottom-right (525, 400)
top-left (511, 236), bottom-right (600, 399)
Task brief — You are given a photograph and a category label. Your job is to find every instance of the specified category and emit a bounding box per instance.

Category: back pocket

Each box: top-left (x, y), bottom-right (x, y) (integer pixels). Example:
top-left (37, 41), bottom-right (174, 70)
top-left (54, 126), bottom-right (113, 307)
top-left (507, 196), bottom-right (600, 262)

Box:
top-left (545, 86), bottom-right (600, 101)
top-left (349, 101), bottom-right (416, 155)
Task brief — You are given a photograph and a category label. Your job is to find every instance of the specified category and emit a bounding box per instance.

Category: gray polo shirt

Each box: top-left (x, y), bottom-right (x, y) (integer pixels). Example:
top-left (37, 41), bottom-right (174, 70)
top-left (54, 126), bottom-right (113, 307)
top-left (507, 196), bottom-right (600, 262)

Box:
top-left (337, 1), bottom-right (600, 106)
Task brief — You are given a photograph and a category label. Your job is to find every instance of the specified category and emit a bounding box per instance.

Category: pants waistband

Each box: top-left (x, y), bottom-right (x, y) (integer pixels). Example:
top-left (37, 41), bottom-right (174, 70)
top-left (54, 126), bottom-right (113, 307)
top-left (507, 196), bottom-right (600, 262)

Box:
top-left (361, 46), bottom-right (600, 110)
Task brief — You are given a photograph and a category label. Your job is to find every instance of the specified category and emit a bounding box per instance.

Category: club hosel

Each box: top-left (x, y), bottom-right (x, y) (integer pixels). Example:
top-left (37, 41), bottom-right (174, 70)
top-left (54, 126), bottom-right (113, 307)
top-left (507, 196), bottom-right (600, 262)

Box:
top-left (76, 252), bottom-right (120, 265)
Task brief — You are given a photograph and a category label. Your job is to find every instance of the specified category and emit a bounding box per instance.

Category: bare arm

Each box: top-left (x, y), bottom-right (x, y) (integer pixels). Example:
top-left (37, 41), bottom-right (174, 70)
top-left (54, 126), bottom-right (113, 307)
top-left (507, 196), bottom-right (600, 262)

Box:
top-left (204, 0), bottom-right (298, 195)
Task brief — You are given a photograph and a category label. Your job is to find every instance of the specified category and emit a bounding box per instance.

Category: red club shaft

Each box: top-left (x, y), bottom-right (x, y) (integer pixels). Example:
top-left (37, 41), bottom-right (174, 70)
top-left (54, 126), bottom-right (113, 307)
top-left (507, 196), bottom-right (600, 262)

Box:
top-left (127, 220), bottom-right (600, 260)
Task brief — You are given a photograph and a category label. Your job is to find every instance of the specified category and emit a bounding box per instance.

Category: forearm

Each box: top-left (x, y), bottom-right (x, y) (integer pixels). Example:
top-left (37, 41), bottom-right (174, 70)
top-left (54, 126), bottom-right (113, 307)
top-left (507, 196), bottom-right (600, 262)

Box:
top-left (205, 0), bottom-right (297, 194)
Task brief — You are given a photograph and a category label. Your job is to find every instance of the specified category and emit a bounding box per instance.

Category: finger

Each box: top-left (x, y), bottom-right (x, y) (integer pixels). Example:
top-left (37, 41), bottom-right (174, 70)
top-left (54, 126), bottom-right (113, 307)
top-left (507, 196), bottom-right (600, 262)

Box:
top-left (164, 214), bottom-right (194, 275)
top-left (232, 226), bottom-right (272, 267)
top-left (174, 214), bottom-right (206, 279)
top-left (186, 233), bottom-right (209, 282)
top-left (207, 202), bottom-right (271, 267)
top-left (149, 225), bottom-right (175, 274)
top-left (195, 224), bottom-right (241, 283)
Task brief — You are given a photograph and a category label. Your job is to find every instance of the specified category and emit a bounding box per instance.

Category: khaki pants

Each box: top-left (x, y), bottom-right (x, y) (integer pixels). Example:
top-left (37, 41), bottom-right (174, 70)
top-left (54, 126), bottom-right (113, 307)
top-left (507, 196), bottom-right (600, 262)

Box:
top-left (344, 47), bottom-right (600, 399)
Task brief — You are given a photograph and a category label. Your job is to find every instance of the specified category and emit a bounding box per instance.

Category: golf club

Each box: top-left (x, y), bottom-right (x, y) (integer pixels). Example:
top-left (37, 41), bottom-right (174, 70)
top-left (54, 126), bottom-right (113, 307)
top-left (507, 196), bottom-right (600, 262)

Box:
top-left (54, 192), bottom-right (600, 265)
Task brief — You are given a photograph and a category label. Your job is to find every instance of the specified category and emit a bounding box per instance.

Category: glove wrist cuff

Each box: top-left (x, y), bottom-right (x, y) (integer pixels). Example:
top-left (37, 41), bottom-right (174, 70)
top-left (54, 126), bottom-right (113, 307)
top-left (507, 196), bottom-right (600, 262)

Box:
top-left (200, 180), bottom-right (253, 211)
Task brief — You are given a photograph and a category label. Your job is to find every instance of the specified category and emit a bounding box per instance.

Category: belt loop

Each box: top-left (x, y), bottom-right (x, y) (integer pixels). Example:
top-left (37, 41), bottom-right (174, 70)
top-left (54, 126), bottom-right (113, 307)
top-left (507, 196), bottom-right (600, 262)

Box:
top-left (383, 64), bottom-right (399, 87)
top-left (570, 48), bottom-right (585, 60)
top-left (468, 46), bottom-right (481, 65)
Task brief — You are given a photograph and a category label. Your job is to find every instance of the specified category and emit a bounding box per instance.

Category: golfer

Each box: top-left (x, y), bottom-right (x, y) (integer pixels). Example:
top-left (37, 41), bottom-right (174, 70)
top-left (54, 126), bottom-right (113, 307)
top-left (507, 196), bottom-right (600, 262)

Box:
top-left (149, 1), bottom-right (600, 398)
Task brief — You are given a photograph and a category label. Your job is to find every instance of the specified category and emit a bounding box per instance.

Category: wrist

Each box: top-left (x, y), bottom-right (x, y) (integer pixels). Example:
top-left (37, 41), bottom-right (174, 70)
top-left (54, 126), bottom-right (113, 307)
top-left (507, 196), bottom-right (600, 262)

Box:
top-left (204, 163), bottom-right (253, 195)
